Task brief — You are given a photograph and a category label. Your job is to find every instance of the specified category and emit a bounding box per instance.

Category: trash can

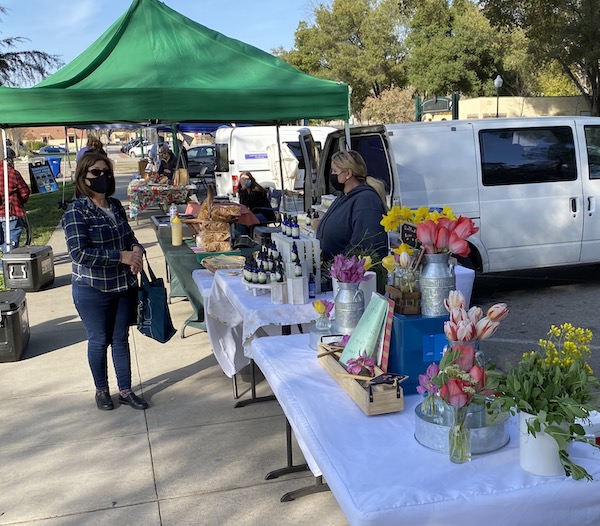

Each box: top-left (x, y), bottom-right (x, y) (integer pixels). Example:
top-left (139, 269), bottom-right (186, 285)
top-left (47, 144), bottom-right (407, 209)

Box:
top-left (46, 156), bottom-right (62, 177)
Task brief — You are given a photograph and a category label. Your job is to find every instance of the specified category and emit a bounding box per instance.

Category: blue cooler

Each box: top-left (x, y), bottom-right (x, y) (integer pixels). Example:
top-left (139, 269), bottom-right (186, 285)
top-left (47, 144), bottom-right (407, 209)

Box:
top-left (387, 313), bottom-right (448, 394)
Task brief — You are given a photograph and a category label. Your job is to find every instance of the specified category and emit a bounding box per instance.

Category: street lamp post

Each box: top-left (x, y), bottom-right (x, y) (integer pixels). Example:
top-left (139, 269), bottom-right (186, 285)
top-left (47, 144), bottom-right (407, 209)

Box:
top-left (494, 75), bottom-right (503, 118)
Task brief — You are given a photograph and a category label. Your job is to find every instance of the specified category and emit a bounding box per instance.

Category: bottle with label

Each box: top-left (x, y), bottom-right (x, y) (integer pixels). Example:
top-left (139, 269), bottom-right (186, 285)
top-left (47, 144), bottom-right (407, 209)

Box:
top-left (294, 261), bottom-right (303, 277)
top-left (305, 210), bottom-right (312, 226)
top-left (308, 273), bottom-right (316, 298)
top-left (171, 214), bottom-right (183, 246)
top-left (291, 218), bottom-right (300, 239)
top-left (291, 241), bottom-right (299, 262)
top-left (169, 203), bottom-right (178, 222)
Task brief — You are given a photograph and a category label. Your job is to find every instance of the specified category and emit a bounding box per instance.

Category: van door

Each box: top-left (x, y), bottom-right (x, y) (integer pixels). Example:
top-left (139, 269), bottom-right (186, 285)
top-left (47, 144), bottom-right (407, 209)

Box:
top-left (477, 125), bottom-right (582, 272)
top-left (298, 128), bottom-right (321, 210)
top-left (579, 123), bottom-right (600, 262)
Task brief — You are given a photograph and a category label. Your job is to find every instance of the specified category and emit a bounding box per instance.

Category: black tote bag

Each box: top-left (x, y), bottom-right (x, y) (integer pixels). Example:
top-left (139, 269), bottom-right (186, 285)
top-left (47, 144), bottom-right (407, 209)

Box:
top-left (137, 256), bottom-right (177, 343)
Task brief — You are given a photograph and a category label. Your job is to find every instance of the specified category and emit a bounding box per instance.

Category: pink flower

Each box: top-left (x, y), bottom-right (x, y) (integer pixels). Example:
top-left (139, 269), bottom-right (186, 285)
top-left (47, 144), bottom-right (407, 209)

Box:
top-left (417, 362), bottom-right (440, 395)
top-left (451, 342), bottom-right (476, 371)
top-left (475, 318), bottom-right (499, 340)
top-left (346, 352), bottom-right (376, 376)
top-left (456, 319), bottom-right (476, 342)
top-left (453, 216), bottom-right (479, 238)
top-left (467, 306), bottom-right (483, 324)
top-left (416, 220), bottom-right (438, 252)
top-left (448, 232), bottom-right (470, 257)
top-left (444, 320), bottom-right (458, 340)
top-left (331, 254), bottom-right (373, 283)
top-left (444, 290), bottom-right (466, 311)
top-left (469, 365), bottom-right (487, 392)
top-left (487, 303), bottom-right (509, 322)
top-left (440, 378), bottom-right (471, 408)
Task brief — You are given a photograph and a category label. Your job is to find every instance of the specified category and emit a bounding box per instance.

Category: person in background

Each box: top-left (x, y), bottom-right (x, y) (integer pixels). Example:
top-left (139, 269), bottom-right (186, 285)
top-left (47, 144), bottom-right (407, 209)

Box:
top-left (316, 150), bottom-right (388, 263)
top-left (155, 144), bottom-right (177, 183)
top-left (76, 137), bottom-right (105, 163)
top-left (148, 135), bottom-right (165, 166)
top-left (61, 152), bottom-right (148, 411)
top-left (237, 171), bottom-right (275, 224)
top-left (0, 153), bottom-right (31, 252)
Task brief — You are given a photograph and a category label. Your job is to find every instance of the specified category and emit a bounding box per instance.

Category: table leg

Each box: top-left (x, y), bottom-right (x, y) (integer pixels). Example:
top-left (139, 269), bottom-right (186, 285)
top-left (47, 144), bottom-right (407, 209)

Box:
top-left (280, 476), bottom-right (330, 502)
top-left (234, 360), bottom-right (276, 408)
top-left (231, 374), bottom-right (239, 400)
top-left (265, 419), bottom-right (309, 480)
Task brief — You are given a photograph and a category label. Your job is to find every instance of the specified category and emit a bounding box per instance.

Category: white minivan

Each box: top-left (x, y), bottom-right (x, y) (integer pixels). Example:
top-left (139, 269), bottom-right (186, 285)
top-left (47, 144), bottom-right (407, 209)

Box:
top-left (214, 125), bottom-right (337, 198)
top-left (303, 117), bottom-right (600, 273)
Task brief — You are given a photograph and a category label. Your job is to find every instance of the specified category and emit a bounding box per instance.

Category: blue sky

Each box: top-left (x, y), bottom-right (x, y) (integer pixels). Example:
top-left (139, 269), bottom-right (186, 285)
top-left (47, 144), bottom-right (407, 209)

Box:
top-left (1, 0), bottom-right (311, 65)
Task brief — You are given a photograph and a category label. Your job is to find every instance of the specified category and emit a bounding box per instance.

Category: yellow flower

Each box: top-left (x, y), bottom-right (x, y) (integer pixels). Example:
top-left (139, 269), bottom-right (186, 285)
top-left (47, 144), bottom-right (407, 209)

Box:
top-left (392, 243), bottom-right (414, 256)
top-left (360, 255), bottom-right (372, 270)
top-left (313, 300), bottom-right (326, 315)
top-left (382, 255), bottom-right (396, 274)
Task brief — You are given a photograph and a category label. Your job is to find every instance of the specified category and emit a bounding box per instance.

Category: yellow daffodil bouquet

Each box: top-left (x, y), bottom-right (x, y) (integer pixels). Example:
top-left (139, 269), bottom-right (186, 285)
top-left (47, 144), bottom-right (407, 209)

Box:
top-left (487, 323), bottom-right (600, 480)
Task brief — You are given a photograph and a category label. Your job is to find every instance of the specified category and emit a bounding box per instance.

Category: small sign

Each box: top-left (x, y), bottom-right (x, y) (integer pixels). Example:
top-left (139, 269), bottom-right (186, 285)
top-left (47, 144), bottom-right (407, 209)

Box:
top-left (400, 222), bottom-right (421, 249)
top-left (244, 152), bottom-right (268, 160)
top-left (28, 161), bottom-right (58, 194)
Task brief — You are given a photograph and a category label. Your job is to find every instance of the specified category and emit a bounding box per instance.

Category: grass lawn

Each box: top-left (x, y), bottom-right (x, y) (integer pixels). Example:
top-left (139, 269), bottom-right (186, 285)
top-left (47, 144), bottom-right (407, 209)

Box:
top-left (0, 183), bottom-right (74, 289)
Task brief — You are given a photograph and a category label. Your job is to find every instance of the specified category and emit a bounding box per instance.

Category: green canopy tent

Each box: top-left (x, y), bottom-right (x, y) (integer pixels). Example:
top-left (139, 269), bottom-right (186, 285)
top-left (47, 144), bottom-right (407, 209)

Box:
top-left (0, 0), bottom-right (349, 127)
top-left (0, 0), bottom-right (349, 249)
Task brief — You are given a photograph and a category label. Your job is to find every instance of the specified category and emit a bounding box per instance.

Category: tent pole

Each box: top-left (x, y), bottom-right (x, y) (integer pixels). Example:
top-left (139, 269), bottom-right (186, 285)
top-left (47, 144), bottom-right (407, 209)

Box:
top-left (2, 128), bottom-right (11, 251)
top-left (276, 124), bottom-right (284, 191)
top-left (64, 126), bottom-right (73, 180)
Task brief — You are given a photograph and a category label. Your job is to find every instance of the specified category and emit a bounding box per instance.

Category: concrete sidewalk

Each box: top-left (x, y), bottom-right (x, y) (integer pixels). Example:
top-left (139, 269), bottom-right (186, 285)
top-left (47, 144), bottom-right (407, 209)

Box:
top-left (0, 173), bottom-right (347, 525)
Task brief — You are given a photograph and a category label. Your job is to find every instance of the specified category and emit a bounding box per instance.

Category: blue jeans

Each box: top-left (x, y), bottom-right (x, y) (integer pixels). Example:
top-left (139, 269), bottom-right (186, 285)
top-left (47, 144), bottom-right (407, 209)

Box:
top-left (0, 217), bottom-right (25, 252)
top-left (72, 282), bottom-right (137, 391)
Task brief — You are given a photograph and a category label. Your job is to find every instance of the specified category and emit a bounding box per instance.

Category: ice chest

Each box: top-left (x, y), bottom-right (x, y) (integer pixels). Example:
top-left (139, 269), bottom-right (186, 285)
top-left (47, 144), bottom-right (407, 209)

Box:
top-left (2, 245), bottom-right (55, 292)
top-left (387, 313), bottom-right (448, 394)
top-left (0, 289), bottom-right (30, 362)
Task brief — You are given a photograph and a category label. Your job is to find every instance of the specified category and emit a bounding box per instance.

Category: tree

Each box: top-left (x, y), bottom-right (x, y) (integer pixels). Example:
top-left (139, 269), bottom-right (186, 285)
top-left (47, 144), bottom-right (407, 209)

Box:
top-left (0, 6), bottom-right (62, 86)
top-left (481, 0), bottom-right (600, 115)
top-left (275, 0), bottom-right (409, 116)
top-left (362, 86), bottom-right (416, 123)
top-left (405, 0), bottom-right (501, 97)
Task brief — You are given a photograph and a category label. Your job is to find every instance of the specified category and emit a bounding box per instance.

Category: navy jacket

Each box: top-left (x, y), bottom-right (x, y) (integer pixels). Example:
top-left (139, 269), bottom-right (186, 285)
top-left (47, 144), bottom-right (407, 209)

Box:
top-left (316, 184), bottom-right (388, 262)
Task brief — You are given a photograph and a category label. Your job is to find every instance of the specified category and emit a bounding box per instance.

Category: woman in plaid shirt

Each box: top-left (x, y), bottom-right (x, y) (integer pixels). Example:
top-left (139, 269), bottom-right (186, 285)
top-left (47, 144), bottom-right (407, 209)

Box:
top-left (62, 152), bottom-right (148, 411)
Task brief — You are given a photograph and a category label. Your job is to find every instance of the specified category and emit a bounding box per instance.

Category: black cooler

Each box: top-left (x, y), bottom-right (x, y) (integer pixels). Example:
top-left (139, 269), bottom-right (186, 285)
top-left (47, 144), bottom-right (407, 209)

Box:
top-left (2, 245), bottom-right (55, 292)
top-left (0, 289), bottom-right (30, 362)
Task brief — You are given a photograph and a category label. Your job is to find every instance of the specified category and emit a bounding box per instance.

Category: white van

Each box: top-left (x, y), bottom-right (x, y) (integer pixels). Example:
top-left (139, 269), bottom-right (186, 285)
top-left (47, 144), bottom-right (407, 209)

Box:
top-left (305, 117), bottom-right (600, 273)
top-left (214, 125), bottom-right (337, 198)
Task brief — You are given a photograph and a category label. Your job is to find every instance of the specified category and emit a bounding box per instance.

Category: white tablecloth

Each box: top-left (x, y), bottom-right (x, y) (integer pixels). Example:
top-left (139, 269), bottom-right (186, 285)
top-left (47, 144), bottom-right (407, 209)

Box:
top-left (250, 333), bottom-right (600, 526)
top-left (193, 269), bottom-right (332, 377)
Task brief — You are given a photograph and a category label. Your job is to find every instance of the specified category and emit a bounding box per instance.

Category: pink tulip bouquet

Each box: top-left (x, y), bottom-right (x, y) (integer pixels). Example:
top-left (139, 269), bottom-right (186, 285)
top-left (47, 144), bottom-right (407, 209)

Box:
top-left (443, 290), bottom-right (509, 343)
top-left (416, 216), bottom-right (479, 257)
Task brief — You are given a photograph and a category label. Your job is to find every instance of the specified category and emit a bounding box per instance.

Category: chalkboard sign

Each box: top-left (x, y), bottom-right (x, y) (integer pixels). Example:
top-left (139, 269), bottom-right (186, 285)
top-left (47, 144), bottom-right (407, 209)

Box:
top-left (400, 222), bottom-right (421, 249)
top-left (28, 161), bottom-right (59, 194)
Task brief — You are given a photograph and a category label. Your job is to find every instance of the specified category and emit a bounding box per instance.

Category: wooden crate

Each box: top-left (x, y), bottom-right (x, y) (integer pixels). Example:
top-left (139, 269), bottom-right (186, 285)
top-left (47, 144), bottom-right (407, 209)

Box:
top-left (317, 344), bottom-right (404, 416)
top-left (385, 285), bottom-right (421, 315)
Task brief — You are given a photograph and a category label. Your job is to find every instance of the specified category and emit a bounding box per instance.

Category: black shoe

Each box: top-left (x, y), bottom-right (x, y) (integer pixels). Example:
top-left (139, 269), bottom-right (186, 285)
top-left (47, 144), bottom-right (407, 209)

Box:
top-left (96, 391), bottom-right (114, 411)
top-left (118, 392), bottom-right (149, 410)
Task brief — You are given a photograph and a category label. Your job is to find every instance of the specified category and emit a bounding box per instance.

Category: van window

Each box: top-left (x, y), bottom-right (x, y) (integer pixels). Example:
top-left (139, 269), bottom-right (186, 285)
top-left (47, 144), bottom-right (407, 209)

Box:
top-left (480, 126), bottom-right (576, 185)
top-left (584, 126), bottom-right (600, 179)
top-left (350, 135), bottom-right (391, 192)
top-left (215, 143), bottom-right (229, 172)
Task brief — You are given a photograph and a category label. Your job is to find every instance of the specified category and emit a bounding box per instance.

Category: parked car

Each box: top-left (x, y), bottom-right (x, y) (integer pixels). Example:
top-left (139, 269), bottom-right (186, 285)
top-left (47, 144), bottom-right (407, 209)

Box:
top-left (128, 141), bottom-right (153, 158)
top-left (187, 145), bottom-right (216, 177)
top-left (37, 145), bottom-right (67, 155)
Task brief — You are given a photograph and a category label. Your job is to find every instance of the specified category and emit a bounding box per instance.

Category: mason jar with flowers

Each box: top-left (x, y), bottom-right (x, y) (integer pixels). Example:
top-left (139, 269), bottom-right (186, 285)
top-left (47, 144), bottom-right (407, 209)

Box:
top-left (380, 205), bottom-right (479, 316)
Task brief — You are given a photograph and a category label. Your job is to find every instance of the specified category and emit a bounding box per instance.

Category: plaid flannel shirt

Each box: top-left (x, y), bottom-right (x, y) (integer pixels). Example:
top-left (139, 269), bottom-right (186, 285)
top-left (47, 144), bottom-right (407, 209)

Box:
top-left (61, 197), bottom-right (141, 292)
top-left (0, 165), bottom-right (30, 217)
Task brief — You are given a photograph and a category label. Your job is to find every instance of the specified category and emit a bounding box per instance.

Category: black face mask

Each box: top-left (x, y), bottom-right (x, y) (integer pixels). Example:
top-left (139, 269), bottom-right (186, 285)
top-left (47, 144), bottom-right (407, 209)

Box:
top-left (329, 172), bottom-right (345, 192)
top-left (86, 175), bottom-right (108, 195)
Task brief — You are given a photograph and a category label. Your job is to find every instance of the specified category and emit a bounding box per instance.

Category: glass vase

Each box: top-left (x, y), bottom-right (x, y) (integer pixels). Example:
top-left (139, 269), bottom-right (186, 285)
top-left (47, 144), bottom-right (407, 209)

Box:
top-left (316, 315), bottom-right (331, 331)
top-left (449, 405), bottom-right (471, 464)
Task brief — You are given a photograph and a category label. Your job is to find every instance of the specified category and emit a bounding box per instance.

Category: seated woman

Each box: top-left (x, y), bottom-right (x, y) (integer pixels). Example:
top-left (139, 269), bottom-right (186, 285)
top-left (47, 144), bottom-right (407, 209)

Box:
top-left (316, 150), bottom-right (388, 263)
top-left (237, 171), bottom-right (276, 224)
